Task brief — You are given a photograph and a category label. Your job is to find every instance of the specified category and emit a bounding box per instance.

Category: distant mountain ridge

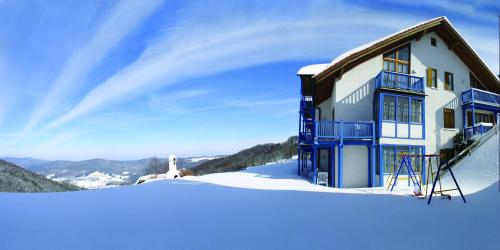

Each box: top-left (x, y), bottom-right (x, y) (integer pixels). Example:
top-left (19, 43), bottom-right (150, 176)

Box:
top-left (1, 156), bottom-right (224, 188)
top-left (0, 160), bottom-right (80, 192)
top-left (192, 136), bottom-right (298, 175)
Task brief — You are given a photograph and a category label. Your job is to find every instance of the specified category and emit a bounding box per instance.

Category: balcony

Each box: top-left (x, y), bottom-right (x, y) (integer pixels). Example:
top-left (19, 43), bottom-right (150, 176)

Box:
top-left (316, 121), bottom-right (374, 141)
top-left (464, 123), bottom-right (494, 138)
top-left (462, 88), bottom-right (500, 107)
top-left (375, 71), bottom-right (424, 94)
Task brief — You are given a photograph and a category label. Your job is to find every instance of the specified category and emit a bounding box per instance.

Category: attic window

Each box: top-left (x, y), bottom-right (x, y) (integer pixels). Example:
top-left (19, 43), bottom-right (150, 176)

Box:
top-left (431, 37), bottom-right (437, 47)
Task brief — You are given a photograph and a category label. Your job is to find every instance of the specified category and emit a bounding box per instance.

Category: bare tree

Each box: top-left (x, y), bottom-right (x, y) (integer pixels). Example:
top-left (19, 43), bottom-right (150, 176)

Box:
top-left (144, 157), bottom-right (169, 175)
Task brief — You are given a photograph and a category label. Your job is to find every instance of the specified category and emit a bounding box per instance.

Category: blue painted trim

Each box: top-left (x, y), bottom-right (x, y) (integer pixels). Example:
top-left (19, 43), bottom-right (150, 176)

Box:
top-left (297, 148), bottom-right (301, 176)
top-left (395, 95), bottom-right (398, 137)
top-left (379, 145), bottom-right (384, 187)
top-left (408, 96), bottom-right (411, 138)
top-left (316, 140), bottom-right (373, 147)
top-left (338, 144), bottom-right (343, 188)
top-left (375, 70), bottom-right (425, 93)
top-left (378, 94), bottom-right (383, 138)
top-left (331, 145), bottom-right (336, 188)
top-left (463, 102), bottom-right (500, 112)
top-left (422, 147), bottom-right (426, 184)
top-left (472, 105), bottom-right (476, 126)
top-left (371, 145), bottom-right (376, 187)
top-left (422, 97), bottom-right (426, 139)
top-left (312, 146), bottom-right (317, 184)
top-left (367, 145), bottom-right (372, 187)
top-left (462, 106), bottom-right (467, 130)
top-left (378, 92), bottom-right (425, 139)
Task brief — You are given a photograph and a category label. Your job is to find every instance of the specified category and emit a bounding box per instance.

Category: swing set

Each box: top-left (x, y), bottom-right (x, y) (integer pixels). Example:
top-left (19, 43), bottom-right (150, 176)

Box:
top-left (386, 154), bottom-right (466, 204)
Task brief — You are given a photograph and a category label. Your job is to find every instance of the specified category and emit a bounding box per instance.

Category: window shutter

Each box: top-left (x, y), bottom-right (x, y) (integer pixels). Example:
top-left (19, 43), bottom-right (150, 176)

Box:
top-left (426, 68), bottom-right (432, 87)
top-left (444, 108), bottom-right (455, 128)
top-left (444, 72), bottom-right (449, 90)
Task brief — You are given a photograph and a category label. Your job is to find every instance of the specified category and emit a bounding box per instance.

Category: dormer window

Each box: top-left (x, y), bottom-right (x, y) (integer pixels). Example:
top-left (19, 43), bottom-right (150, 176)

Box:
top-left (431, 37), bottom-right (437, 47)
top-left (383, 45), bottom-right (410, 74)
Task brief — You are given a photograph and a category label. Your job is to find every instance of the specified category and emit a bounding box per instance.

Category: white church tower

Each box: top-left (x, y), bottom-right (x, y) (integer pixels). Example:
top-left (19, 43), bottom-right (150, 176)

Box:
top-left (166, 154), bottom-right (180, 179)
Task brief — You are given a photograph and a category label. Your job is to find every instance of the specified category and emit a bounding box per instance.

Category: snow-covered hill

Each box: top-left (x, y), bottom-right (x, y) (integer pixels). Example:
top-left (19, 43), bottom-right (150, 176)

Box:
top-left (0, 133), bottom-right (498, 250)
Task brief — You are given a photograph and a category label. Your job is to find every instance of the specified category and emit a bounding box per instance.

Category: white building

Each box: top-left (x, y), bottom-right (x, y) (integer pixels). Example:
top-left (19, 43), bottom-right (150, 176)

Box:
top-left (297, 16), bottom-right (500, 188)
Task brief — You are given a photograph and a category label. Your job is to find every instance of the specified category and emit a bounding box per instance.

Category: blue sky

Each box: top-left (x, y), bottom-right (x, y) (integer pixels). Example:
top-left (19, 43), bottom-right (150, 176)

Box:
top-left (0, 0), bottom-right (498, 160)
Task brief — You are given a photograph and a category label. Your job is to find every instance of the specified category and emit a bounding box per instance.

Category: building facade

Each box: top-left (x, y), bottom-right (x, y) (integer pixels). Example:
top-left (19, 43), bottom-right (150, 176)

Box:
top-left (297, 17), bottom-right (500, 188)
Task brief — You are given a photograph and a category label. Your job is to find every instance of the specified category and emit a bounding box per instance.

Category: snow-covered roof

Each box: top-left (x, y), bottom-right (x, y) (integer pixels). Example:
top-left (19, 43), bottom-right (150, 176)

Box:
top-left (312, 16), bottom-right (499, 93)
top-left (297, 63), bottom-right (329, 76)
top-left (314, 16), bottom-right (445, 78)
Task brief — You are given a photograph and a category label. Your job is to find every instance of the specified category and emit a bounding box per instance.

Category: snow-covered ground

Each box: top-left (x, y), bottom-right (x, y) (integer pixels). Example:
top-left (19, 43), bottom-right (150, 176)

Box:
top-left (50, 171), bottom-right (129, 189)
top-left (188, 156), bottom-right (223, 163)
top-left (0, 133), bottom-right (498, 250)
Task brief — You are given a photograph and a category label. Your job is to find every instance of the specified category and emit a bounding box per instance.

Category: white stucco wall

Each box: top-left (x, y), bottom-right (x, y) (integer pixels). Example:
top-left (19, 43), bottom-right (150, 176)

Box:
top-left (333, 55), bottom-right (381, 121)
top-left (342, 146), bottom-right (369, 188)
top-left (411, 32), bottom-right (472, 154)
top-left (317, 97), bottom-right (333, 120)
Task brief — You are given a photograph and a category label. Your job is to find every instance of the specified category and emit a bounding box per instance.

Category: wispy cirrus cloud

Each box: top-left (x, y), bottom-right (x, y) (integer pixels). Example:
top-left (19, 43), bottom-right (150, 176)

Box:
top-left (40, 129), bottom-right (90, 149)
top-left (45, 2), bottom-right (428, 129)
top-left (386, 0), bottom-right (500, 22)
top-left (0, 55), bottom-right (10, 126)
top-left (147, 88), bottom-right (296, 115)
top-left (24, 0), bottom-right (164, 132)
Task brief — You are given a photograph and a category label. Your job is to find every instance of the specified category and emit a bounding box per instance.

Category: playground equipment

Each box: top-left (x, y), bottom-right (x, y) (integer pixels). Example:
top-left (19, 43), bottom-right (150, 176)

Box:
top-left (387, 154), bottom-right (466, 204)
top-left (427, 155), bottom-right (466, 204)
top-left (387, 154), bottom-right (421, 193)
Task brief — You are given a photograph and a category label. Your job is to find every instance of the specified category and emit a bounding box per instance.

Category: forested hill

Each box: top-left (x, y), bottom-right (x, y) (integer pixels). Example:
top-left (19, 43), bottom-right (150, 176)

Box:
top-left (191, 136), bottom-right (297, 175)
top-left (0, 160), bottom-right (81, 192)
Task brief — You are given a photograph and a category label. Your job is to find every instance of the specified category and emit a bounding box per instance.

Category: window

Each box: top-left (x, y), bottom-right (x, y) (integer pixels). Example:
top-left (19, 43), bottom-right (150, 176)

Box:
top-left (474, 112), bottom-right (496, 124)
top-left (426, 68), bottom-right (437, 88)
top-left (383, 146), bottom-right (423, 174)
top-left (383, 46), bottom-right (409, 74)
top-left (383, 96), bottom-right (396, 121)
top-left (470, 72), bottom-right (481, 88)
top-left (410, 99), bottom-right (422, 123)
top-left (383, 146), bottom-right (395, 174)
top-left (396, 146), bottom-right (409, 174)
top-left (410, 147), bottom-right (422, 172)
top-left (443, 108), bottom-right (455, 128)
top-left (445, 72), bottom-right (454, 90)
top-left (431, 37), bottom-right (437, 47)
top-left (397, 97), bottom-right (409, 123)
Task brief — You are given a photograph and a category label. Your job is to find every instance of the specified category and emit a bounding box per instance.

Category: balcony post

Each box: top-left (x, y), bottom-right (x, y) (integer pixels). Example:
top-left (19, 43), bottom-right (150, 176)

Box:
top-left (313, 146), bottom-right (317, 184)
top-left (472, 105), bottom-right (476, 127)
top-left (338, 144), bottom-right (343, 188)
top-left (314, 121), bottom-right (318, 142)
top-left (422, 147), bottom-right (426, 184)
top-left (297, 147), bottom-right (300, 176)
top-left (371, 121), bottom-right (376, 187)
top-left (461, 106), bottom-right (465, 129)
top-left (331, 144), bottom-right (335, 187)
top-left (379, 146), bottom-right (384, 187)
top-left (340, 120), bottom-right (344, 143)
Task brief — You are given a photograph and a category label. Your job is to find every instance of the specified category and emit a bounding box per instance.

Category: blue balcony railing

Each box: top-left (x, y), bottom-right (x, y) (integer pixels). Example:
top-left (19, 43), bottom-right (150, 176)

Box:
top-left (462, 88), bottom-right (500, 107)
top-left (464, 123), bottom-right (494, 138)
top-left (375, 71), bottom-right (424, 93)
top-left (316, 120), bottom-right (374, 140)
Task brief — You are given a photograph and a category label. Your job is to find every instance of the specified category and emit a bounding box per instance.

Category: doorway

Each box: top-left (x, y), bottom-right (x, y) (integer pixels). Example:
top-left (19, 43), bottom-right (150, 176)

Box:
top-left (318, 148), bottom-right (334, 187)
